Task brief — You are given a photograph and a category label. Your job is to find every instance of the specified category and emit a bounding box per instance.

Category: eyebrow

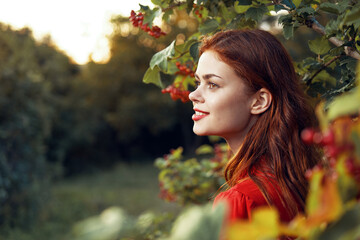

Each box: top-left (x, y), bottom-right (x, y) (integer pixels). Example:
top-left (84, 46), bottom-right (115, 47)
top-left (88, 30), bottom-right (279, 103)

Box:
top-left (195, 73), bottom-right (223, 80)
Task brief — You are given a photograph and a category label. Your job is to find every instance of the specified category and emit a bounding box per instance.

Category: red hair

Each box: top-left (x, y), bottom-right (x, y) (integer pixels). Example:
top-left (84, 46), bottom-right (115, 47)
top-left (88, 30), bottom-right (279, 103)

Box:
top-left (199, 29), bottom-right (320, 216)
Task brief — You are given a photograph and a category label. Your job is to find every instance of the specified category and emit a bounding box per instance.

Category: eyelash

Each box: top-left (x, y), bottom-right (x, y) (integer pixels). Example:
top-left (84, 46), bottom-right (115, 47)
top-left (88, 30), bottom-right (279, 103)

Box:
top-left (194, 80), bottom-right (218, 89)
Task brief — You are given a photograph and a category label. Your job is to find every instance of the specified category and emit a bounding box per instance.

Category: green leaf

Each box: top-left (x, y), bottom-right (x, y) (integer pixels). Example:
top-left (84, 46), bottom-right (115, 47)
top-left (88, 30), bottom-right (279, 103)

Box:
top-left (199, 19), bottom-right (219, 34)
top-left (139, 4), bottom-right (150, 11)
top-left (72, 207), bottom-right (133, 240)
top-left (283, 24), bottom-right (294, 39)
top-left (190, 42), bottom-right (201, 62)
top-left (168, 203), bottom-right (226, 240)
top-left (227, 15), bottom-right (257, 29)
top-left (245, 5), bottom-right (268, 22)
top-left (306, 170), bottom-right (323, 215)
top-left (319, 2), bottom-right (342, 15)
top-left (296, 7), bottom-right (315, 15)
top-left (275, 4), bottom-right (287, 12)
top-left (325, 19), bottom-right (341, 36)
top-left (327, 88), bottom-right (360, 121)
top-left (162, 9), bottom-right (174, 22)
top-left (151, 0), bottom-right (162, 6)
top-left (313, 70), bottom-right (336, 87)
top-left (352, 132), bottom-right (360, 161)
top-left (166, 61), bottom-right (180, 75)
top-left (234, 0), bottom-right (252, 13)
top-left (219, 2), bottom-right (235, 21)
top-left (278, 14), bottom-right (293, 25)
top-left (342, 6), bottom-right (360, 28)
top-left (281, 0), bottom-right (296, 9)
top-left (195, 145), bottom-right (214, 155)
top-left (175, 39), bottom-right (198, 55)
top-left (292, 0), bottom-right (301, 8)
top-left (143, 66), bottom-right (163, 88)
top-left (317, 204), bottom-right (360, 240)
top-left (308, 36), bottom-right (332, 55)
top-left (143, 7), bottom-right (162, 26)
top-left (341, 58), bottom-right (358, 72)
top-left (150, 40), bottom-right (175, 71)
top-left (237, 0), bottom-right (252, 5)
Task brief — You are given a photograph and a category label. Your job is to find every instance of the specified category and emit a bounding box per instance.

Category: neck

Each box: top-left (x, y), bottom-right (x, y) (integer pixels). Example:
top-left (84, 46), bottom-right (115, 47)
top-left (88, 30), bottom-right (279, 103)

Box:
top-left (224, 115), bottom-right (258, 155)
top-left (226, 137), bottom-right (244, 155)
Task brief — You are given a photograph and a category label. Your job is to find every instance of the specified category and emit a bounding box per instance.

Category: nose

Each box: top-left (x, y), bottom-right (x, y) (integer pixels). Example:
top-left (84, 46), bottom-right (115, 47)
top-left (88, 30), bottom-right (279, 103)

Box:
top-left (189, 86), bottom-right (204, 103)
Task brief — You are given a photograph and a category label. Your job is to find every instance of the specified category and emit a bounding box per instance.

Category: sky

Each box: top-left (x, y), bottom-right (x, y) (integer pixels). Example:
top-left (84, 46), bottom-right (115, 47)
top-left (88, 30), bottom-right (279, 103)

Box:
top-left (0, 0), bottom-right (152, 64)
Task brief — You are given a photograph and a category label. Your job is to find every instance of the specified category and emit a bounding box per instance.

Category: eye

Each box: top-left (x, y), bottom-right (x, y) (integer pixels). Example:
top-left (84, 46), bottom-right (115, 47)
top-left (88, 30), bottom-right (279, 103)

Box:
top-left (194, 80), bottom-right (200, 88)
top-left (208, 82), bottom-right (218, 89)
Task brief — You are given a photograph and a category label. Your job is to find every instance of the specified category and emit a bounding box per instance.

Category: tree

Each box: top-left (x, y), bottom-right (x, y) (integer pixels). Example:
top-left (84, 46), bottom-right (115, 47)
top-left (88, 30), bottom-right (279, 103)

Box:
top-left (0, 24), bottom-right (80, 227)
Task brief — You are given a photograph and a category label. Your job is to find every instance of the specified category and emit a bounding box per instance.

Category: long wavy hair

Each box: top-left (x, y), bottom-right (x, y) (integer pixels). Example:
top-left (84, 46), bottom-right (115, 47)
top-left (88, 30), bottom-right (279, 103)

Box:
top-left (199, 29), bottom-right (321, 216)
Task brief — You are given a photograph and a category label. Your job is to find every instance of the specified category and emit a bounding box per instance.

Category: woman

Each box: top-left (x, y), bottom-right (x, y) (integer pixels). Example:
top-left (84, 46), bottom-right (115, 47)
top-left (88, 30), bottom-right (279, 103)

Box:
top-left (189, 29), bottom-right (320, 223)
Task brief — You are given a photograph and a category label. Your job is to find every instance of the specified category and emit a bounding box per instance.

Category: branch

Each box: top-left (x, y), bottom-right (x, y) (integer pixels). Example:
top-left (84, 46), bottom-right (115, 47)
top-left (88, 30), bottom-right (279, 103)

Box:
top-left (307, 17), bottom-right (360, 60)
top-left (306, 55), bottom-right (342, 86)
top-left (267, 1), bottom-right (291, 10)
top-left (162, 1), bottom-right (187, 12)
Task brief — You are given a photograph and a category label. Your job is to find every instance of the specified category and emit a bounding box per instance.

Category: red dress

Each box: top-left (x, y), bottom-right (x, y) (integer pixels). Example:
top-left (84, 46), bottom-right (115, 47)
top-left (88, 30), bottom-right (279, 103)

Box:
top-left (213, 177), bottom-right (295, 223)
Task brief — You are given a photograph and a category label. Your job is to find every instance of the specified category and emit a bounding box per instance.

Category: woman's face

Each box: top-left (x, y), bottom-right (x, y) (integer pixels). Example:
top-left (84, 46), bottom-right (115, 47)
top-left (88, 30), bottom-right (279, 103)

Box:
top-left (189, 50), bottom-right (257, 148)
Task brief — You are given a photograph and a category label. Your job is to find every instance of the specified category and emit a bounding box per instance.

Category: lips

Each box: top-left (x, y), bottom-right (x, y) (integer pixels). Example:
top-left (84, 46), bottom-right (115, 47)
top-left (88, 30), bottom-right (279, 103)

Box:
top-left (192, 108), bottom-right (209, 121)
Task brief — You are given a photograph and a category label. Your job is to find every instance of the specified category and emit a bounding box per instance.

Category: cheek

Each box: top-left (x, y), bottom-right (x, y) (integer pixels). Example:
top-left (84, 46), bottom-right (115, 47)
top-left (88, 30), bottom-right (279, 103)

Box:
top-left (212, 95), bottom-right (251, 125)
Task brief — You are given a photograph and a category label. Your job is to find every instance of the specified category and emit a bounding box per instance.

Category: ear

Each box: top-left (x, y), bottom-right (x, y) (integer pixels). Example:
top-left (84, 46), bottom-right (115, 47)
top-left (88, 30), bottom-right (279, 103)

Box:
top-left (250, 88), bottom-right (272, 115)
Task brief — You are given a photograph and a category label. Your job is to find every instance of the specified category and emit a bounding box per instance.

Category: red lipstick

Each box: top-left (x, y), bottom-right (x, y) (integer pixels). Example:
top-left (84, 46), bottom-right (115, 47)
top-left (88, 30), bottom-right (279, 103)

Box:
top-left (192, 109), bottom-right (209, 121)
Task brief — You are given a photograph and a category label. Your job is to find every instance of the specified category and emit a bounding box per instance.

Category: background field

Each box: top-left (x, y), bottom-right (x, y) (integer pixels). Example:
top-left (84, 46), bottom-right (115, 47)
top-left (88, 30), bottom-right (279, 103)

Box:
top-left (1, 162), bottom-right (180, 240)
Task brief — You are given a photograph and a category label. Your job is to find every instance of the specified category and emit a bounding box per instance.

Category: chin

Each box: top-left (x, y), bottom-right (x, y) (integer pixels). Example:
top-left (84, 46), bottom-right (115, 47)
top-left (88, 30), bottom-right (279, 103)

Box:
top-left (193, 127), bottom-right (206, 136)
top-left (193, 126), bottom-right (214, 136)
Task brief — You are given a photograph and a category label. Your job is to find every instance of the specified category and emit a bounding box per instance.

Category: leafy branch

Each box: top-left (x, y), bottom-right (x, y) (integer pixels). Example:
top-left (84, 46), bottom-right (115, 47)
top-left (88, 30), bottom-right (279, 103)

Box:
top-left (306, 17), bottom-right (360, 60)
top-left (162, 1), bottom-right (187, 12)
top-left (305, 54), bottom-right (342, 86)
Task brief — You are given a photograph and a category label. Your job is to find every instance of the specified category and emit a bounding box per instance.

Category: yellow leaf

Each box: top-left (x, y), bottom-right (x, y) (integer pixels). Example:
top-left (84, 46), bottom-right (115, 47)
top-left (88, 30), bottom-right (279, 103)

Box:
top-left (311, 4), bottom-right (318, 10)
top-left (278, 215), bottom-right (310, 238)
top-left (306, 172), bottom-right (343, 225)
top-left (315, 102), bottom-right (329, 131)
top-left (228, 207), bottom-right (279, 240)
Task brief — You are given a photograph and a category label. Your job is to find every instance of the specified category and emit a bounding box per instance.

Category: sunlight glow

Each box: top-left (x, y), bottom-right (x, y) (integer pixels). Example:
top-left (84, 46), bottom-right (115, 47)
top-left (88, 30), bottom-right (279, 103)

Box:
top-left (0, 0), bottom-right (151, 64)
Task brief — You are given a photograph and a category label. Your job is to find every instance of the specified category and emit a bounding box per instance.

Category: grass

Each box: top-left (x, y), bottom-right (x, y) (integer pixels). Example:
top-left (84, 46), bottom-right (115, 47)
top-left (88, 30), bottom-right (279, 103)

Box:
top-left (1, 161), bottom-right (180, 240)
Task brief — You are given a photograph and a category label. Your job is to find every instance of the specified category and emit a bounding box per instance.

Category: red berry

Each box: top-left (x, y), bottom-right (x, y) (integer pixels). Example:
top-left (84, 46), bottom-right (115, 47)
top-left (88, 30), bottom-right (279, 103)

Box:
top-left (321, 130), bottom-right (335, 146)
top-left (324, 145), bottom-right (339, 158)
top-left (313, 132), bottom-right (323, 145)
top-left (305, 169), bottom-right (313, 179)
top-left (301, 128), bottom-right (315, 145)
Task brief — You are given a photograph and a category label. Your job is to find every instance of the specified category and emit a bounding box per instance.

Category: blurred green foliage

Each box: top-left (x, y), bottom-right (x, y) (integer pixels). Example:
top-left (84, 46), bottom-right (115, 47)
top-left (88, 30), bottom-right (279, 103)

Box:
top-left (0, 14), bottom-right (201, 230)
top-left (0, 24), bottom-right (78, 227)
top-left (155, 144), bottom-right (227, 205)
top-left (0, 162), bottom-right (178, 240)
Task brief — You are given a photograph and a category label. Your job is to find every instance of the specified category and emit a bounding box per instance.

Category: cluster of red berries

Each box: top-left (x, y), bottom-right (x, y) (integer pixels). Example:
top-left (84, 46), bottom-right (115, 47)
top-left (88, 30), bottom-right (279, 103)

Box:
top-left (175, 62), bottom-right (195, 77)
top-left (161, 84), bottom-right (190, 103)
top-left (301, 128), bottom-right (340, 158)
top-left (193, 4), bottom-right (204, 18)
top-left (129, 10), bottom-right (166, 38)
top-left (301, 126), bottom-right (360, 182)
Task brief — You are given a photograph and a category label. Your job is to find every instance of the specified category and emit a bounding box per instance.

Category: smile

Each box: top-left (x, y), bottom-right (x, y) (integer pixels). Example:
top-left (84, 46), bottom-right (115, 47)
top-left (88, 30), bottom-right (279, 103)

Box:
top-left (192, 110), bottom-right (209, 121)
